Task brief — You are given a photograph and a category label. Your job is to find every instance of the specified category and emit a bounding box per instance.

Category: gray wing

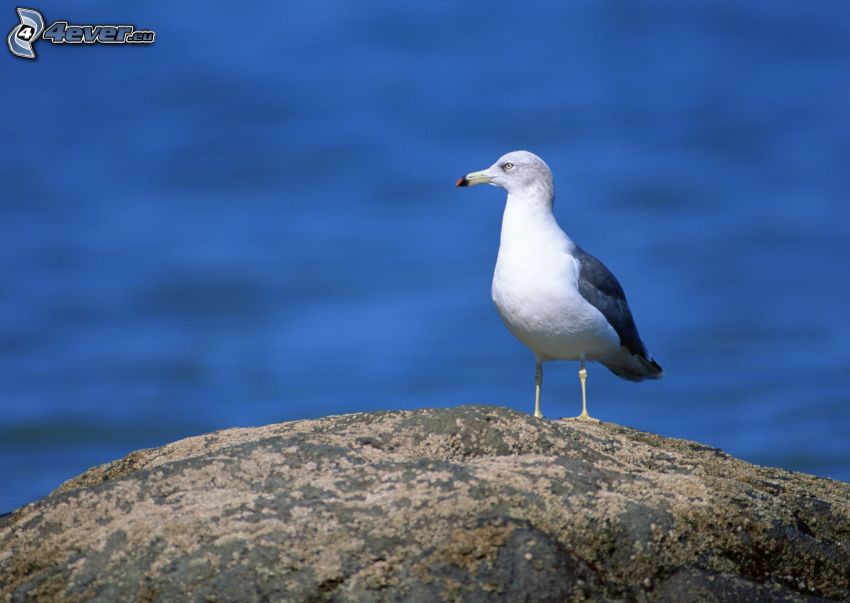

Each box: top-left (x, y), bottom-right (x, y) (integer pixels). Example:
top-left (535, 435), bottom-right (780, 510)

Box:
top-left (572, 245), bottom-right (649, 358)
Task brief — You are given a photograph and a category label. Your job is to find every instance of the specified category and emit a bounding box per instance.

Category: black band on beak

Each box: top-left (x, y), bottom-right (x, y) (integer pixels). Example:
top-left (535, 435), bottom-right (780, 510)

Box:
top-left (455, 176), bottom-right (469, 187)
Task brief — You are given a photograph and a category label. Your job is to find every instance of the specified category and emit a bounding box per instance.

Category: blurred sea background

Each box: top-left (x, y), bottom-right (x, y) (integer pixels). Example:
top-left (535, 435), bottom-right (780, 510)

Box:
top-left (2, 1), bottom-right (850, 513)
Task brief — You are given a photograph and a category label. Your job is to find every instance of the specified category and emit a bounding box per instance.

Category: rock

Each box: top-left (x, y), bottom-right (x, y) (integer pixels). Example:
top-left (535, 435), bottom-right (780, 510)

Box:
top-left (1, 405), bottom-right (849, 602)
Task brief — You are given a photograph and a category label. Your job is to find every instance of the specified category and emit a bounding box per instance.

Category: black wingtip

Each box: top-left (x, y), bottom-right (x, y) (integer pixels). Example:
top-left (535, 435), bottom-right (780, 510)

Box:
top-left (642, 356), bottom-right (664, 379)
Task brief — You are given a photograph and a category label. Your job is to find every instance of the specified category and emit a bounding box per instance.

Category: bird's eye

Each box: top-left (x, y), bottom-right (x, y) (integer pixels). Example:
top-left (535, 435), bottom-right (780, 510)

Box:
top-left (502, 162), bottom-right (514, 171)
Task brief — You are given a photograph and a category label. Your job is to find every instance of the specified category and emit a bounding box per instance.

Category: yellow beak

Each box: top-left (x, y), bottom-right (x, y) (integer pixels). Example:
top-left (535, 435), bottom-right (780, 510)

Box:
top-left (455, 169), bottom-right (493, 188)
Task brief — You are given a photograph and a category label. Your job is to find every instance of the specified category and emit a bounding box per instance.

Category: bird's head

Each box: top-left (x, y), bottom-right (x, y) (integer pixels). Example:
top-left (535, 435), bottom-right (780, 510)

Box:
top-left (456, 150), bottom-right (554, 197)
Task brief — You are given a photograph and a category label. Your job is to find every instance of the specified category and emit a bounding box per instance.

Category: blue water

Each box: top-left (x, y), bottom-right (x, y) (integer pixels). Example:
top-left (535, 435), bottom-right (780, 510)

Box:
top-left (2, 1), bottom-right (850, 513)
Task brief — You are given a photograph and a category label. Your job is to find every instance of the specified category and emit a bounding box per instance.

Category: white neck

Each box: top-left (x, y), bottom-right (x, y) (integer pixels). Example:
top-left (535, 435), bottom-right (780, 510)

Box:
top-left (499, 189), bottom-right (571, 254)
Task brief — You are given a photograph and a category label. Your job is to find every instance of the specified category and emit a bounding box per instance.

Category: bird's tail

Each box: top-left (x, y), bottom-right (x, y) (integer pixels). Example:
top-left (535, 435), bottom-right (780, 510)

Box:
top-left (602, 350), bottom-right (663, 382)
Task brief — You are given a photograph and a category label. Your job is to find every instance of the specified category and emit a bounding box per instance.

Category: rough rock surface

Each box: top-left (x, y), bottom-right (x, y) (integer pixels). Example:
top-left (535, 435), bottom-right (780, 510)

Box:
top-left (2, 405), bottom-right (849, 602)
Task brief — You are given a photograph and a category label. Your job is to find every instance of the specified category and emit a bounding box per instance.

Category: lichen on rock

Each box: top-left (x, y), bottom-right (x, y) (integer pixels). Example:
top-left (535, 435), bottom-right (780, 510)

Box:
top-left (1, 406), bottom-right (848, 602)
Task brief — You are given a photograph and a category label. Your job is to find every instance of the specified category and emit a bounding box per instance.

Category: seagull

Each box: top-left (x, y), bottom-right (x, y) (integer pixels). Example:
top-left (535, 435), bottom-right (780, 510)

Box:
top-left (456, 150), bottom-right (662, 421)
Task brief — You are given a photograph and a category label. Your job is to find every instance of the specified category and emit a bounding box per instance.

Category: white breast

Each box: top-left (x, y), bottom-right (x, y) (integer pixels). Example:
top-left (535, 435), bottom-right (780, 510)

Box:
top-left (490, 194), bottom-right (620, 361)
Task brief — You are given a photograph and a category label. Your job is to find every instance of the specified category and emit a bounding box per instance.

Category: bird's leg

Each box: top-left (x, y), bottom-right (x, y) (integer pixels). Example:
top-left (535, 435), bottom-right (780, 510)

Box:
top-left (534, 360), bottom-right (544, 418)
top-left (574, 357), bottom-right (599, 423)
